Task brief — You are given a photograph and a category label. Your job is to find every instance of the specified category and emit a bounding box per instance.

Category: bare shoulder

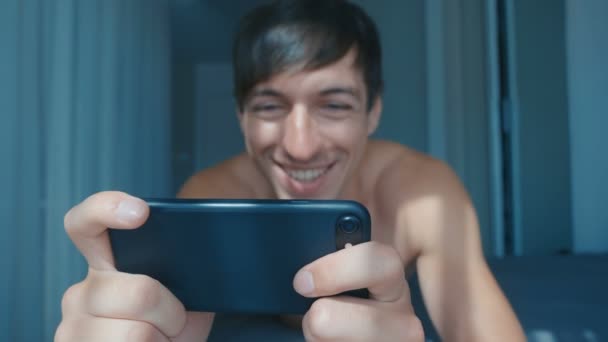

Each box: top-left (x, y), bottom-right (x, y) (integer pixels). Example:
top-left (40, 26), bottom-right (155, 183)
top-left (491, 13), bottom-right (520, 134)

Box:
top-left (369, 140), bottom-right (461, 212)
top-left (374, 141), bottom-right (466, 200)
top-left (370, 140), bottom-right (480, 258)
top-left (370, 141), bottom-right (524, 340)
top-left (177, 154), bottom-right (263, 199)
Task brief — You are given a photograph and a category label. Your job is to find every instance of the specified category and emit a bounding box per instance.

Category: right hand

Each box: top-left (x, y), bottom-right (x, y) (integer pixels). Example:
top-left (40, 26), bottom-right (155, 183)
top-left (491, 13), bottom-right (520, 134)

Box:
top-left (55, 191), bottom-right (215, 342)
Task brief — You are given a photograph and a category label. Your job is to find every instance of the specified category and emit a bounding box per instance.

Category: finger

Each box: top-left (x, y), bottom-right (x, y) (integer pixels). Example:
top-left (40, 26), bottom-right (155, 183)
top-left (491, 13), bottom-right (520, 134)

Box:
top-left (61, 281), bottom-right (86, 317)
top-left (171, 312), bottom-right (215, 342)
top-left (55, 316), bottom-right (169, 342)
top-left (64, 191), bottom-right (149, 271)
top-left (302, 297), bottom-right (424, 342)
top-left (293, 241), bottom-right (406, 302)
top-left (83, 269), bottom-right (187, 338)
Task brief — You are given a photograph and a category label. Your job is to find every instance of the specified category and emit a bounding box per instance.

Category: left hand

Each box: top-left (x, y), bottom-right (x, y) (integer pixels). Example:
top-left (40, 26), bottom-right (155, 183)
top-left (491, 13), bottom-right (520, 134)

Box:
top-left (293, 241), bottom-right (424, 341)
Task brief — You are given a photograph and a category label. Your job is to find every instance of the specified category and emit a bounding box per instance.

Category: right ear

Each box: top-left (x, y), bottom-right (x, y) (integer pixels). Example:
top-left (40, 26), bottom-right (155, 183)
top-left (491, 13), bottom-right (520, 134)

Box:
top-left (236, 105), bottom-right (245, 132)
top-left (236, 106), bottom-right (253, 154)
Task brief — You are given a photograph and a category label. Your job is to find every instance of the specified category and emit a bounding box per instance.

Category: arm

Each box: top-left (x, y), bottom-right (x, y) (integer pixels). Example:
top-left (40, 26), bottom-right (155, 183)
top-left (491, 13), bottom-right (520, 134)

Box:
top-left (387, 157), bottom-right (525, 341)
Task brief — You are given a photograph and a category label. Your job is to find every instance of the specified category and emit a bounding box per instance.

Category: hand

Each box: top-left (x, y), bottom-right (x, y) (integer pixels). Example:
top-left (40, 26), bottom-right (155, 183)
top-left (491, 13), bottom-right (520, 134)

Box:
top-left (55, 191), bottom-right (214, 342)
top-left (293, 241), bottom-right (424, 341)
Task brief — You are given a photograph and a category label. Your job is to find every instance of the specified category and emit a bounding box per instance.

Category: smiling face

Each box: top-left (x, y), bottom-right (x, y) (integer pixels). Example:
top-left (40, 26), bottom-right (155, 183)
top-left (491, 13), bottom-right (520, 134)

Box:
top-left (238, 49), bottom-right (382, 199)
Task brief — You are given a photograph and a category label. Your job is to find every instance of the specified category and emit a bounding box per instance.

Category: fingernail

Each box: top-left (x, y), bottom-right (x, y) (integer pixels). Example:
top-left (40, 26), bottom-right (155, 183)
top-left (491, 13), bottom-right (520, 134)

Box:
top-left (115, 198), bottom-right (145, 222)
top-left (294, 270), bottom-right (315, 295)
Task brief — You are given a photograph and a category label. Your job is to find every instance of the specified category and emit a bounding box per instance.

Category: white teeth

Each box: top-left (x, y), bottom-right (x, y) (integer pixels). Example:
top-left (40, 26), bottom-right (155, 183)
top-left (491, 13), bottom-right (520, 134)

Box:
top-left (286, 168), bottom-right (327, 182)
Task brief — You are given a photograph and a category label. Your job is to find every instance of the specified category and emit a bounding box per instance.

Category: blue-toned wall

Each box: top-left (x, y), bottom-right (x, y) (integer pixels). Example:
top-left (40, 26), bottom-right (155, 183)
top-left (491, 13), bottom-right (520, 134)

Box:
top-left (352, 0), bottom-right (429, 152)
top-left (505, 0), bottom-right (573, 255)
top-left (0, 0), bottom-right (172, 340)
top-left (566, 0), bottom-right (608, 253)
top-left (352, 0), bottom-right (495, 254)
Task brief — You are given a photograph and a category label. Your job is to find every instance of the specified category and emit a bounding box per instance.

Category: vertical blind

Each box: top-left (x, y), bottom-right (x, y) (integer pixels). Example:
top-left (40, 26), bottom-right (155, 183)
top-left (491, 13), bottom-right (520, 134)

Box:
top-left (0, 0), bottom-right (172, 340)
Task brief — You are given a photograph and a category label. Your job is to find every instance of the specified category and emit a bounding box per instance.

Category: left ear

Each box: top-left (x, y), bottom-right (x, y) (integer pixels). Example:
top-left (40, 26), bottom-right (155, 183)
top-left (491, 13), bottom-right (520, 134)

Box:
top-left (366, 96), bottom-right (382, 136)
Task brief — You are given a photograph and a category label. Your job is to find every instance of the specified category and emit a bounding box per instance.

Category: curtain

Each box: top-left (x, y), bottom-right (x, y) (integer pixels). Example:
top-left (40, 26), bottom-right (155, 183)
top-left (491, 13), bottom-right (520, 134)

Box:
top-left (0, 0), bottom-right (171, 340)
top-left (566, 0), bottom-right (608, 253)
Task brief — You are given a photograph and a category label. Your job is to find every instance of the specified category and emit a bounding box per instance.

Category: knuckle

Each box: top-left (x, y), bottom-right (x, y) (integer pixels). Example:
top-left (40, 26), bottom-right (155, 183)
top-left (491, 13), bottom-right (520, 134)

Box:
top-left (305, 299), bottom-right (334, 340)
top-left (54, 320), bottom-right (77, 342)
top-left (63, 205), bottom-right (83, 236)
top-left (87, 190), bottom-right (126, 203)
top-left (63, 208), bottom-right (74, 233)
top-left (375, 243), bottom-right (404, 278)
top-left (63, 191), bottom-right (115, 233)
top-left (404, 315), bottom-right (425, 342)
top-left (126, 321), bottom-right (162, 342)
top-left (126, 274), bottom-right (164, 314)
top-left (61, 282), bottom-right (85, 315)
top-left (86, 191), bottom-right (126, 213)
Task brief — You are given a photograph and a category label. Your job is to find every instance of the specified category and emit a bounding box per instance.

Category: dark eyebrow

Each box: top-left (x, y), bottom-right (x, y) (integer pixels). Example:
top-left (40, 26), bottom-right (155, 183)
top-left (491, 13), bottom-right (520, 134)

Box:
top-left (247, 87), bottom-right (362, 102)
top-left (319, 87), bottom-right (361, 101)
top-left (248, 88), bottom-right (283, 99)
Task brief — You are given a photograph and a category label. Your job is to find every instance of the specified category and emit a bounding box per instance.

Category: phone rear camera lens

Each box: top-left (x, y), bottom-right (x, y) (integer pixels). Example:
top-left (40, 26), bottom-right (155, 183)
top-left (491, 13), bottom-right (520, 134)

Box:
top-left (337, 215), bottom-right (360, 234)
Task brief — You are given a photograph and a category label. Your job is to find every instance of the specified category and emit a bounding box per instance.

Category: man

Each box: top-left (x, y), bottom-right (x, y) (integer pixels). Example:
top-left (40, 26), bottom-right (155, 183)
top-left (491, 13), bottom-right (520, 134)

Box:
top-left (55, 0), bottom-right (525, 341)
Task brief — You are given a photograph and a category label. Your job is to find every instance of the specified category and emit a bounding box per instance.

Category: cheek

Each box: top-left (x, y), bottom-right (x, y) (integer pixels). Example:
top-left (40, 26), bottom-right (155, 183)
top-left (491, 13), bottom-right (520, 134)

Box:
top-left (319, 118), bottom-right (368, 149)
top-left (244, 120), bottom-right (282, 152)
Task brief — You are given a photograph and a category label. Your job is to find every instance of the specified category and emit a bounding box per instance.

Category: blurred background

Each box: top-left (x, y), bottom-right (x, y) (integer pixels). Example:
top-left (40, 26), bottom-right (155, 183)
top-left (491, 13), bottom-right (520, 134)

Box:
top-left (1, 0), bottom-right (606, 341)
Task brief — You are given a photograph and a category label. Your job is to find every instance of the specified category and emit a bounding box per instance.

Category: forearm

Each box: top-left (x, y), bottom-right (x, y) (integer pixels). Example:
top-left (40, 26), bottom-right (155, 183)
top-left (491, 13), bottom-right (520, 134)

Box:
top-left (417, 254), bottom-right (525, 342)
top-left (467, 271), bottom-right (525, 341)
top-left (443, 263), bottom-right (525, 342)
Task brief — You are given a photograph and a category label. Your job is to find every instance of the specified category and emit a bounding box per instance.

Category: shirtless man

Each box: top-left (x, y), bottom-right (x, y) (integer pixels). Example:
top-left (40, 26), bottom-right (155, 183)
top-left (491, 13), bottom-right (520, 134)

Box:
top-left (55, 0), bottom-right (525, 341)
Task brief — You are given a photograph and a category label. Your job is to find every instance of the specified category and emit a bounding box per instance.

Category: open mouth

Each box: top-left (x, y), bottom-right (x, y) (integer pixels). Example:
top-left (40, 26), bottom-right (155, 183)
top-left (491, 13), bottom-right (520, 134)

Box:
top-left (285, 167), bottom-right (330, 183)
top-left (274, 161), bottom-right (337, 196)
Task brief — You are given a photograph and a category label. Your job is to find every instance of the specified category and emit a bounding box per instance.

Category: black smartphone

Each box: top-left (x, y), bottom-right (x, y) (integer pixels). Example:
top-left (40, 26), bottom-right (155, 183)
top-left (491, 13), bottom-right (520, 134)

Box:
top-left (108, 198), bottom-right (371, 314)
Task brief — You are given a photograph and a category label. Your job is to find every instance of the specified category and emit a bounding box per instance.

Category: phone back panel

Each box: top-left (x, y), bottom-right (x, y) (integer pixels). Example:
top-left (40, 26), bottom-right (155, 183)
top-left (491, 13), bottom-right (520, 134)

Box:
top-left (109, 199), bottom-right (371, 314)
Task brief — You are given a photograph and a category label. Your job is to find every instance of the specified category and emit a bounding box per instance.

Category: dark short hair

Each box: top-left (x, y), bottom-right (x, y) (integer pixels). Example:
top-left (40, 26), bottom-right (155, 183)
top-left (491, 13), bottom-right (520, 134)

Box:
top-left (232, 0), bottom-right (383, 112)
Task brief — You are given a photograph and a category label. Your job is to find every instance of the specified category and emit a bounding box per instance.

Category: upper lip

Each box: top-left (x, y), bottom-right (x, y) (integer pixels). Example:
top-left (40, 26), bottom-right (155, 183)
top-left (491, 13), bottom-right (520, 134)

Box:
top-left (275, 161), bottom-right (334, 170)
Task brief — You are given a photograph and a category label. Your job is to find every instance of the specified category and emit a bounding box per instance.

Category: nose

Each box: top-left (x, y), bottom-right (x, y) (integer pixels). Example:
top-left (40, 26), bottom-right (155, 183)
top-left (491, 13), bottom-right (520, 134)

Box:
top-left (281, 104), bottom-right (322, 162)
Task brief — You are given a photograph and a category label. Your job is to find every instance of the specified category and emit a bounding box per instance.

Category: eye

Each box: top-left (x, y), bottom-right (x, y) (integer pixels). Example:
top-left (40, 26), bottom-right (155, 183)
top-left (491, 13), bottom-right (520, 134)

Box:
top-left (248, 102), bottom-right (287, 119)
top-left (323, 103), bottom-right (352, 111)
top-left (319, 102), bottom-right (354, 119)
top-left (251, 104), bottom-right (280, 112)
